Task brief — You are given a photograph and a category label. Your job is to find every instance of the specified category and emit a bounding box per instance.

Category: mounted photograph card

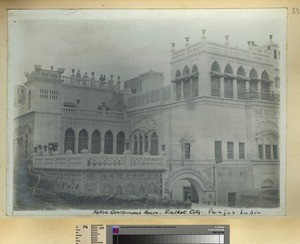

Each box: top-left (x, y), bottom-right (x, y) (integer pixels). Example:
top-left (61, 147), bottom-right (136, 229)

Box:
top-left (7, 9), bottom-right (286, 216)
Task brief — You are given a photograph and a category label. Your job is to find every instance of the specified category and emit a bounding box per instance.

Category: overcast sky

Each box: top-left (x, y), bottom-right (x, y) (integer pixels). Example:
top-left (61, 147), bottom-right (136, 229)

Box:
top-left (8, 9), bottom-right (286, 87)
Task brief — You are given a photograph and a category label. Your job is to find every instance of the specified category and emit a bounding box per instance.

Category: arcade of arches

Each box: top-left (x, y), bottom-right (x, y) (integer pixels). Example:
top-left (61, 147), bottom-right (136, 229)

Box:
top-left (210, 61), bottom-right (272, 100)
top-left (131, 131), bottom-right (159, 155)
top-left (64, 128), bottom-right (125, 154)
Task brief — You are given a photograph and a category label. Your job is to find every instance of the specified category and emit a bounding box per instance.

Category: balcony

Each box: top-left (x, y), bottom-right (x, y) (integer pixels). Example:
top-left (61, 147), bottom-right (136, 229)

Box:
top-left (61, 107), bottom-right (128, 121)
top-left (33, 153), bottom-right (167, 171)
top-left (245, 91), bottom-right (280, 102)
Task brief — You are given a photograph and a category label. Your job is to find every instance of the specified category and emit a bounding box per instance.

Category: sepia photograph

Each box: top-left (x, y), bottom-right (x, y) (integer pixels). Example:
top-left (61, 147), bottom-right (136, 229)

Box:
top-left (7, 9), bottom-right (286, 215)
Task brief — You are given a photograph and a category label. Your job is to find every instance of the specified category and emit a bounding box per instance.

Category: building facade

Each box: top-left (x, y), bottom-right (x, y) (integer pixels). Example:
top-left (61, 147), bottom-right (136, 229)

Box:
top-left (13, 32), bottom-right (281, 207)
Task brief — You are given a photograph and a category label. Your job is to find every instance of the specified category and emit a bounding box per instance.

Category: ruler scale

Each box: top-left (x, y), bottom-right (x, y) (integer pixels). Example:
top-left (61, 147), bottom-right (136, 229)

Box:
top-left (76, 225), bottom-right (106, 244)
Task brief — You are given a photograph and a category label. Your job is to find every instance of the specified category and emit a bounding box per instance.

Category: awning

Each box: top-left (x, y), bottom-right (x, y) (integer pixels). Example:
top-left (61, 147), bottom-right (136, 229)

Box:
top-left (171, 72), bottom-right (199, 83)
top-left (237, 75), bottom-right (251, 81)
top-left (210, 70), bottom-right (224, 77)
top-left (224, 73), bottom-right (238, 79)
top-left (250, 78), bottom-right (273, 83)
top-left (63, 102), bottom-right (76, 107)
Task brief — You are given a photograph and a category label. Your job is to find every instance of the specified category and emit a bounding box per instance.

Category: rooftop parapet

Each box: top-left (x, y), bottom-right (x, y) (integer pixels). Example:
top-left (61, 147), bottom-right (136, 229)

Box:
top-left (25, 65), bottom-right (121, 90)
top-left (171, 33), bottom-right (276, 64)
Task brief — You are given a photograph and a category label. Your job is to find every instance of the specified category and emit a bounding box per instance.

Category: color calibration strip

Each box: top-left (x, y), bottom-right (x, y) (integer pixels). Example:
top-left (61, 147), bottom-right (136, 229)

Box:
top-left (113, 234), bottom-right (224, 244)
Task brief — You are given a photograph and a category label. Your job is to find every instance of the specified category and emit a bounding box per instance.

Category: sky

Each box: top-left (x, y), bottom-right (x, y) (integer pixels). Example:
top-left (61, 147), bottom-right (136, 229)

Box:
top-left (8, 9), bottom-right (286, 87)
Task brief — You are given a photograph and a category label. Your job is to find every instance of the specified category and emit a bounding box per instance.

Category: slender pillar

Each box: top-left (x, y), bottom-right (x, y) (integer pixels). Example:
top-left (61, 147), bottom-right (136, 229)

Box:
top-left (245, 80), bottom-right (250, 92)
top-left (148, 136), bottom-right (152, 155)
top-left (74, 134), bottom-right (78, 154)
top-left (88, 133), bottom-right (92, 153)
top-left (180, 81), bottom-right (184, 100)
top-left (113, 137), bottom-right (117, 154)
top-left (142, 133), bottom-right (145, 153)
top-left (233, 79), bottom-right (237, 99)
top-left (100, 134), bottom-right (105, 153)
top-left (220, 77), bottom-right (225, 97)
top-left (258, 80), bottom-right (262, 99)
top-left (136, 134), bottom-right (140, 155)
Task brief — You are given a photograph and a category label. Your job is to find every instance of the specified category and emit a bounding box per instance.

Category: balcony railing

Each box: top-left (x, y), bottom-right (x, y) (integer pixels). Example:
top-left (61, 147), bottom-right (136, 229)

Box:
top-left (173, 40), bottom-right (270, 63)
top-left (245, 91), bottom-right (280, 102)
top-left (211, 89), bottom-right (220, 97)
top-left (33, 153), bottom-right (167, 171)
top-left (61, 107), bottom-right (128, 120)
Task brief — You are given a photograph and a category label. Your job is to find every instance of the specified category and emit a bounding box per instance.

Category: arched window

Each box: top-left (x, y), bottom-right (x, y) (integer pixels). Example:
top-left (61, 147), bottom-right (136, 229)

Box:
top-left (64, 128), bottom-right (75, 153)
top-left (210, 61), bottom-right (221, 96)
top-left (133, 135), bottom-right (138, 155)
top-left (249, 68), bottom-right (258, 94)
top-left (104, 131), bottom-right (113, 154)
top-left (78, 129), bottom-right (88, 153)
top-left (224, 64), bottom-right (233, 98)
top-left (237, 66), bottom-right (246, 99)
top-left (116, 131), bottom-right (125, 154)
top-left (182, 65), bottom-right (190, 75)
top-left (28, 90), bottom-right (31, 110)
top-left (150, 132), bottom-right (158, 155)
top-left (175, 69), bottom-right (181, 78)
top-left (183, 65), bottom-right (190, 98)
top-left (144, 134), bottom-right (149, 153)
top-left (91, 130), bottom-right (100, 154)
top-left (261, 70), bottom-right (271, 100)
top-left (191, 65), bottom-right (199, 97)
top-left (139, 134), bottom-right (143, 155)
top-left (25, 133), bottom-right (29, 159)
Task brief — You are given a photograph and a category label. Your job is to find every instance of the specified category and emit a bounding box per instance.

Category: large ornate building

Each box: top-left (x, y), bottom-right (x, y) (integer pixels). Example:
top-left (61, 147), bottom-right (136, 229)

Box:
top-left (13, 31), bottom-right (281, 207)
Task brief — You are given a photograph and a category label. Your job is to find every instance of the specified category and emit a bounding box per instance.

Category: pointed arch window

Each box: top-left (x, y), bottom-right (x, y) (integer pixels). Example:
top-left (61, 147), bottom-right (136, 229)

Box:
top-left (64, 128), bottom-right (75, 153)
top-left (144, 134), bottom-right (149, 153)
top-left (191, 65), bottom-right (199, 97)
top-left (183, 65), bottom-right (191, 98)
top-left (116, 131), bottom-right (125, 154)
top-left (249, 68), bottom-right (259, 98)
top-left (139, 134), bottom-right (143, 155)
top-left (78, 129), bottom-right (88, 153)
top-left (261, 70), bottom-right (271, 100)
top-left (104, 131), bottom-right (113, 154)
top-left (150, 132), bottom-right (158, 155)
top-left (224, 64), bottom-right (234, 98)
top-left (91, 130), bottom-right (100, 154)
top-left (237, 66), bottom-right (246, 99)
top-left (210, 61), bottom-right (221, 96)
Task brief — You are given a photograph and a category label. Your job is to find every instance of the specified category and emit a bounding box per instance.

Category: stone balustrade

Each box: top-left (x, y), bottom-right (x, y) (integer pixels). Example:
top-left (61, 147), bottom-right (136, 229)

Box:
top-left (61, 107), bottom-right (128, 121)
top-left (61, 75), bottom-right (114, 90)
top-left (173, 40), bottom-right (270, 63)
top-left (33, 153), bottom-right (167, 171)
